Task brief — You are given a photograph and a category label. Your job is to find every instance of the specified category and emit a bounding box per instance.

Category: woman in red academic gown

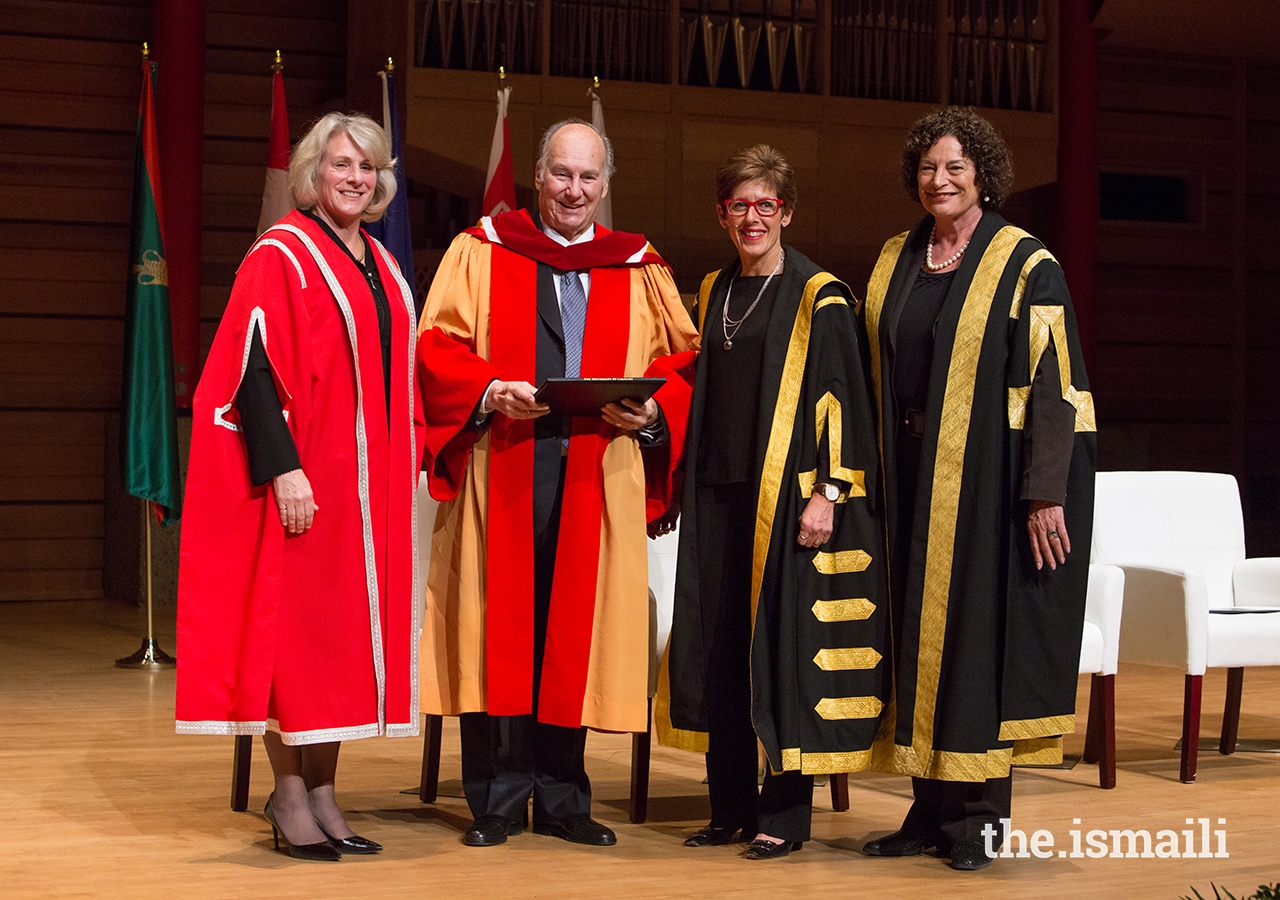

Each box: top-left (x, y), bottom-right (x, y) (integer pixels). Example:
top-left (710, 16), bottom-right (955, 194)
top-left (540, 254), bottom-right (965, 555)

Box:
top-left (175, 113), bottom-right (420, 860)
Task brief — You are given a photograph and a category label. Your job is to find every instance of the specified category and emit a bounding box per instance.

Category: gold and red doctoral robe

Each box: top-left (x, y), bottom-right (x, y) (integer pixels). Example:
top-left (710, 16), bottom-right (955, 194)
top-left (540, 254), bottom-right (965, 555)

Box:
top-left (416, 210), bottom-right (698, 733)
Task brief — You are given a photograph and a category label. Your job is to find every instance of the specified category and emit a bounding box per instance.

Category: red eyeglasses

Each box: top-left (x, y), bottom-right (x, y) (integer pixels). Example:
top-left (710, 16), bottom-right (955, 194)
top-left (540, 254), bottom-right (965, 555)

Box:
top-left (722, 197), bottom-right (785, 217)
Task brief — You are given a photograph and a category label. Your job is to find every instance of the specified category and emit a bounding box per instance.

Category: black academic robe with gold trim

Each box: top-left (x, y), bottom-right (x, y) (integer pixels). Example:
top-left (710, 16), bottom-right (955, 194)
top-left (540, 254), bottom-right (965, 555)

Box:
top-left (657, 247), bottom-right (891, 775)
top-left (864, 212), bottom-right (1097, 782)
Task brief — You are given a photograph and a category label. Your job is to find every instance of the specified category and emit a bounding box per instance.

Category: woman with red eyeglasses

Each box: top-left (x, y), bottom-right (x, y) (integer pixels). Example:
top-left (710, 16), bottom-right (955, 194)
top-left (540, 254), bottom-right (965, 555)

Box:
top-left (656, 145), bottom-right (889, 859)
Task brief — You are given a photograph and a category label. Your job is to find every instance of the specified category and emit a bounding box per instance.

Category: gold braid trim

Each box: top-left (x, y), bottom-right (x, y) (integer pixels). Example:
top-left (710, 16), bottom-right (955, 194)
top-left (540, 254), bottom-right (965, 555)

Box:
top-left (1008, 248), bottom-right (1055, 319)
top-left (750, 272), bottom-right (840, 629)
top-left (780, 747), bottom-right (873, 775)
top-left (1012, 737), bottom-right (1065, 766)
top-left (815, 696), bottom-right (884, 720)
top-left (800, 392), bottom-right (866, 501)
top-left (911, 226), bottom-right (1027, 761)
top-left (812, 549), bottom-right (872, 574)
top-left (653, 641), bottom-right (708, 753)
top-left (695, 269), bottom-right (720, 336)
top-left (811, 597), bottom-right (876, 622)
top-left (813, 647), bottom-right (883, 670)
top-left (863, 233), bottom-right (908, 468)
top-left (1015, 304), bottom-right (1097, 433)
top-left (999, 713), bottom-right (1075, 741)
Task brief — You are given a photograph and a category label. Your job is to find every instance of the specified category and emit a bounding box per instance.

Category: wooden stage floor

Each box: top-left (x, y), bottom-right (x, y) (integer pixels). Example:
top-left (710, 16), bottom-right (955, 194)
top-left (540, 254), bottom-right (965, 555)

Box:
top-left (3, 600), bottom-right (1278, 899)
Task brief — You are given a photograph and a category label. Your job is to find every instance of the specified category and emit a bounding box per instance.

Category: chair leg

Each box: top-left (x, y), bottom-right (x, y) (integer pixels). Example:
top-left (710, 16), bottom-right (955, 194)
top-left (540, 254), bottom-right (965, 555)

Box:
top-left (1082, 673), bottom-right (1104, 765)
top-left (1219, 667), bottom-right (1243, 756)
top-left (629, 699), bottom-right (653, 824)
top-left (1096, 673), bottom-right (1116, 789)
top-left (829, 773), bottom-right (849, 812)
top-left (419, 714), bottom-right (442, 803)
top-left (1181, 674), bottom-right (1202, 783)
top-left (230, 734), bottom-right (252, 812)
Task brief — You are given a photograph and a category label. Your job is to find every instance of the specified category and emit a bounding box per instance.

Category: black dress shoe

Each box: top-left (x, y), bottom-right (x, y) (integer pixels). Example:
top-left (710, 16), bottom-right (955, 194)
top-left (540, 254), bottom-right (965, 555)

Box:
top-left (683, 824), bottom-right (744, 847)
top-left (862, 829), bottom-right (934, 857)
top-left (743, 838), bottom-right (802, 860)
top-left (263, 793), bottom-right (341, 862)
top-left (533, 814), bottom-right (617, 846)
top-left (317, 823), bottom-right (383, 855)
top-left (948, 839), bottom-right (995, 870)
top-left (463, 814), bottom-right (523, 847)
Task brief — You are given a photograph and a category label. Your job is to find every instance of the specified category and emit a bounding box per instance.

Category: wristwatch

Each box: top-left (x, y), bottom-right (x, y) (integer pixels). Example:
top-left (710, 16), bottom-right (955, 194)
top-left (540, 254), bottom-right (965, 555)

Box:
top-left (813, 482), bottom-right (840, 502)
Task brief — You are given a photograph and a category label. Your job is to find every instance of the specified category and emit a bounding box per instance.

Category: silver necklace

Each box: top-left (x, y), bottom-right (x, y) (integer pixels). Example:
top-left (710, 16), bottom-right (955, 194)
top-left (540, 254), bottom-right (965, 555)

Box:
top-left (722, 250), bottom-right (784, 351)
top-left (925, 226), bottom-right (969, 271)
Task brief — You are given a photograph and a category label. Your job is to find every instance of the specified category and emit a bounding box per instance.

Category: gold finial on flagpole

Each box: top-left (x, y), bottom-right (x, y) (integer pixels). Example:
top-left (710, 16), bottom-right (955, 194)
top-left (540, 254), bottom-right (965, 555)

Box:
top-left (499, 66), bottom-right (506, 84)
top-left (386, 57), bottom-right (394, 72)
top-left (141, 42), bottom-right (149, 60)
top-left (272, 49), bottom-right (283, 72)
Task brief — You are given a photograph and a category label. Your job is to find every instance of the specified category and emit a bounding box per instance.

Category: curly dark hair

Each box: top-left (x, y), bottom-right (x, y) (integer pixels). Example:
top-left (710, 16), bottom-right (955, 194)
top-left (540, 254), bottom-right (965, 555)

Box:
top-left (900, 107), bottom-right (1014, 210)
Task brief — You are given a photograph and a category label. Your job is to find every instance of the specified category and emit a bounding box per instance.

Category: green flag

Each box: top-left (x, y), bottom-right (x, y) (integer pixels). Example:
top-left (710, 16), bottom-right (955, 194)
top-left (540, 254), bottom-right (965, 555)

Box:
top-left (120, 50), bottom-right (182, 525)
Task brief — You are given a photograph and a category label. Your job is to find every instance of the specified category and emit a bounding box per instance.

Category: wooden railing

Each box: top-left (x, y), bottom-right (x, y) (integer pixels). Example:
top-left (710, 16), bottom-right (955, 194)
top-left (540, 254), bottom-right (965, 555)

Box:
top-left (414, 0), bottom-right (1051, 109)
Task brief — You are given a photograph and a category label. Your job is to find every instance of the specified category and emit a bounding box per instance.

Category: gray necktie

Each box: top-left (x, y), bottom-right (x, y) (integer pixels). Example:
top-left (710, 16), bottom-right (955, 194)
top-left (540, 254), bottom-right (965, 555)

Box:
top-left (561, 270), bottom-right (587, 378)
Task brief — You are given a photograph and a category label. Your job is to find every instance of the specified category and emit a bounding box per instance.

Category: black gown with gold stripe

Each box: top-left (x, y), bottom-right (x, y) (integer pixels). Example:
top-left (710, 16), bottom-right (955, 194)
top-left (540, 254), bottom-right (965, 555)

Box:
top-left (864, 211), bottom-right (1097, 782)
top-left (657, 246), bottom-right (891, 776)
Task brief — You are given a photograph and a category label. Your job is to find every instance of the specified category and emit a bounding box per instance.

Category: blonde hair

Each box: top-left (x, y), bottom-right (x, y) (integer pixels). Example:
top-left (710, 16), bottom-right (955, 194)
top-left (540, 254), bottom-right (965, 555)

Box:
top-left (289, 112), bottom-right (397, 222)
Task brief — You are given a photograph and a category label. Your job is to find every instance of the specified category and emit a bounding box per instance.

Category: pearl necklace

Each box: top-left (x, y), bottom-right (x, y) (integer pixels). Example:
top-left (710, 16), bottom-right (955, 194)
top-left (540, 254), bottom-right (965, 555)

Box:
top-left (925, 227), bottom-right (969, 271)
top-left (722, 250), bottom-right (784, 351)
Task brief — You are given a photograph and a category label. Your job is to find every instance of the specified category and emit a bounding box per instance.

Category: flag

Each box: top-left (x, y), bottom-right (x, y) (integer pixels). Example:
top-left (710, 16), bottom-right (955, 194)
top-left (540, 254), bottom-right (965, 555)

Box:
top-left (120, 49), bottom-right (182, 526)
top-left (483, 84), bottom-right (517, 217)
top-left (256, 58), bottom-right (292, 235)
top-left (590, 85), bottom-right (613, 230)
top-left (366, 65), bottom-right (416, 301)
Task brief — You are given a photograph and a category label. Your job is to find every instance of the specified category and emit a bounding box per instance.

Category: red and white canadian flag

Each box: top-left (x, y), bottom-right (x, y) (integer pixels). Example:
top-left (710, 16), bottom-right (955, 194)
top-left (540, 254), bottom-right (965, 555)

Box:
top-left (256, 58), bottom-right (293, 236)
top-left (482, 84), bottom-right (516, 218)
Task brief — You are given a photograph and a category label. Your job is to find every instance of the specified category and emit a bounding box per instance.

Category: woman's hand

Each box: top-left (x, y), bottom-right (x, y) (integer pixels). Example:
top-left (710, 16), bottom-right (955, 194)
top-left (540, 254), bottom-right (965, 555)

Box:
top-left (797, 495), bottom-right (835, 548)
top-left (603, 397), bottom-right (658, 432)
top-left (1028, 499), bottom-right (1069, 570)
top-left (648, 502), bottom-right (680, 539)
top-left (488, 380), bottom-right (550, 419)
top-left (273, 468), bottom-right (317, 535)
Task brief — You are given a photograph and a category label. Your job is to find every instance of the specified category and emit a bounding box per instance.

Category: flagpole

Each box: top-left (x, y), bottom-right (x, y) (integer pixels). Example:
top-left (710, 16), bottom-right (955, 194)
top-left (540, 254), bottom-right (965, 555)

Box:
top-left (116, 504), bottom-right (176, 669)
top-left (116, 40), bottom-right (178, 669)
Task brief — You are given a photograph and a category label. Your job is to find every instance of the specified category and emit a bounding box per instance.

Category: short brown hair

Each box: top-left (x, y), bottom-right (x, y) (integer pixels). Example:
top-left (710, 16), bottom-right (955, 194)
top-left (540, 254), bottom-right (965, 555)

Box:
top-left (715, 144), bottom-right (797, 212)
top-left (289, 112), bottom-right (397, 222)
top-left (900, 107), bottom-right (1013, 209)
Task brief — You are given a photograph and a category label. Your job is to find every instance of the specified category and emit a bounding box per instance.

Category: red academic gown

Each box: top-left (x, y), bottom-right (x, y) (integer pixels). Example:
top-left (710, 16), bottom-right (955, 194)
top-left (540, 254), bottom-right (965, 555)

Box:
top-left (175, 210), bottom-right (421, 744)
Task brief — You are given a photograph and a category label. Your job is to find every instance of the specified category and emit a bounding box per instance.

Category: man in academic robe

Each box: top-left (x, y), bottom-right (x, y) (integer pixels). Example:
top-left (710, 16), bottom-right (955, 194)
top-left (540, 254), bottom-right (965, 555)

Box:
top-left (416, 119), bottom-right (698, 848)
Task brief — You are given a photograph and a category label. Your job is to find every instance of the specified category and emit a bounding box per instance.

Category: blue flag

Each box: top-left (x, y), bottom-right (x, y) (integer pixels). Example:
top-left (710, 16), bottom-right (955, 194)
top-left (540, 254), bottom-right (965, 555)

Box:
top-left (367, 67), bottom-right (417, 313)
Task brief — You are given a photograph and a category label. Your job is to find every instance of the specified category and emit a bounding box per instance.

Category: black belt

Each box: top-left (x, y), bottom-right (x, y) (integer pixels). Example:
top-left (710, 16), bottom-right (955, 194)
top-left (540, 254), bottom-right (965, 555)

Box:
top-left (904, 408), bottom-right (926, 439)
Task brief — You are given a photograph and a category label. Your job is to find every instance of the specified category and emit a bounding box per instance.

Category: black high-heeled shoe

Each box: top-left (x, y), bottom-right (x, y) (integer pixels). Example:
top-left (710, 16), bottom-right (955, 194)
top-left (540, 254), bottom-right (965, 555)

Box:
top-left (317, 822), bottom-right (383, 855)
top-left (684, 824), bottom-right (745, 847)
top-left (263, 793), bottom-right (341, 861)
top-left (743, 838), bottom-right (803, 860)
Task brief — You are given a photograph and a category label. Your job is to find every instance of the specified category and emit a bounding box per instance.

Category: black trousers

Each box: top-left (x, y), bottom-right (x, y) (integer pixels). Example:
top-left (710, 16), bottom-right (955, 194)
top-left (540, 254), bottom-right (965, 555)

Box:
top-left (901, 774), bottom-right (1012, 851)
top-left (461, 457), bottom-right (592, 825)
top-left (698, 482), bottom-right (814, 843)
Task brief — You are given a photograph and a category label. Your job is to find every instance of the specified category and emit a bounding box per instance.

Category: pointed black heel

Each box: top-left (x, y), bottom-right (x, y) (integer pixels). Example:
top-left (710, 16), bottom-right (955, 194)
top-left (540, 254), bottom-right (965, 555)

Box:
top-left (264, 793), bottom-right (341, 861)
top-left (317, 822), bottom-right (383, 855)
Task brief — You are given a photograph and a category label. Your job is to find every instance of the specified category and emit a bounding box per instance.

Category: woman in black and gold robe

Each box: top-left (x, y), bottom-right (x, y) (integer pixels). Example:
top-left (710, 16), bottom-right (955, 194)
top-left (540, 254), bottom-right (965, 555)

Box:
top-left (656, 145), bottom-right (889, 859)
top-left (861, 107), bottom-right (1096, 871)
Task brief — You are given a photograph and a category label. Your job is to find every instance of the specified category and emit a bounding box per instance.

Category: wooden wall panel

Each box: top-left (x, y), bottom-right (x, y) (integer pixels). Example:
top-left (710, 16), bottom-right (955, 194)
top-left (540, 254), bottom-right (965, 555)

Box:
top-left (404, 66), bottom-right (1059, 292)
top-left (0, 0), bottom-right (346, 601)
top-left (1095, 48), bottom-right (1280, 553)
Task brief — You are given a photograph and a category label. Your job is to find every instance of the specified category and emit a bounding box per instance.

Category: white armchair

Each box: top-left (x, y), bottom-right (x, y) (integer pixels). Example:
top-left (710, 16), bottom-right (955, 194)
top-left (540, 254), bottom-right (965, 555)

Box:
top-left (1091, 471), bottom-right (1280, 782)
top-left (1077, 564), bottom-right (1124, 788)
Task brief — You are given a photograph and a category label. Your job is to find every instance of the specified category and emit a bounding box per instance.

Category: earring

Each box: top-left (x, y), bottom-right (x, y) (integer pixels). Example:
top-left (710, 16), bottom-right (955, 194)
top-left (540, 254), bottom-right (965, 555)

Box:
top-left (983, 194), bottom-right (990, 202)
